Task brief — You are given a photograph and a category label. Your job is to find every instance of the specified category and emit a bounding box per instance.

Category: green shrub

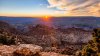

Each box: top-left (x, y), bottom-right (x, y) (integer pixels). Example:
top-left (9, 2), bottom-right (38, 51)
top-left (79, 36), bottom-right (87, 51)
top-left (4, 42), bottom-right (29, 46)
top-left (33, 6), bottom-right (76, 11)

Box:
top-left (0, 34), bottom-right (16, 45)
top-left (77, 28), bottom-right (100, 56)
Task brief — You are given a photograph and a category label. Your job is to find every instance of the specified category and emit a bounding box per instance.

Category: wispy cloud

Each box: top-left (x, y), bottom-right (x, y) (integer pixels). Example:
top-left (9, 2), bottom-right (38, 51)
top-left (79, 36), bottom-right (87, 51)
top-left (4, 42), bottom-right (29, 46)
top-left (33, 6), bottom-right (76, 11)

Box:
top-left (47, 0), bottom-right (100, 16)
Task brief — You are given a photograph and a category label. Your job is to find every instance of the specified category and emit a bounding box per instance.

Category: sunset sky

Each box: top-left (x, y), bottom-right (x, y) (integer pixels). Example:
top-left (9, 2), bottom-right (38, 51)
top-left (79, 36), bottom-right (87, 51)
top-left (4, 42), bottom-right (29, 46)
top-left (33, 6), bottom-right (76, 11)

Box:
top-left (0, 0), bottom-right (100, 17)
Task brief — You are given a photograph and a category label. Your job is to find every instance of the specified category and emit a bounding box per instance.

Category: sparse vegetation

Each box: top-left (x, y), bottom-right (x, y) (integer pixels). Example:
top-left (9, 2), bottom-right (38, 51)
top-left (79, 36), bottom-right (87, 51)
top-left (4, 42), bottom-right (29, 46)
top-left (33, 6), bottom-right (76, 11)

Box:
top-left (77, 28), bottom-right (100, 56)
top-left (0, 33), bottom-right (16, 45)
top-left (0, 21), bottom-right (95, 56)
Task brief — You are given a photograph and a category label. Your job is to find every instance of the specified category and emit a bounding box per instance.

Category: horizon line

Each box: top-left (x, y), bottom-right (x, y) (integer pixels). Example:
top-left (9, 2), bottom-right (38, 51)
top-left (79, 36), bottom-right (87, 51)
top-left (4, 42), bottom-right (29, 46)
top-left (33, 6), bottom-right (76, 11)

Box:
top-left (0, 15), bottom-right (99, 18)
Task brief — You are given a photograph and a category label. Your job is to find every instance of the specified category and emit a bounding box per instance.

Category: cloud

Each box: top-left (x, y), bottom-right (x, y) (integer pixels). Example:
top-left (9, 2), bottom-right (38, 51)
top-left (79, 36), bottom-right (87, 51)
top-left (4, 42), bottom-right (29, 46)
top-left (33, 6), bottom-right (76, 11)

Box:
top-left (47, 0), bottom-right (100, 16)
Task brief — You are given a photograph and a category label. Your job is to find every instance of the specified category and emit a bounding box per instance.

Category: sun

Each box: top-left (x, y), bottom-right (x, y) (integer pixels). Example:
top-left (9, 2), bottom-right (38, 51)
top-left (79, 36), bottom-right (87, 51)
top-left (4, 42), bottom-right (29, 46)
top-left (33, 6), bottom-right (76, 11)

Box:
top-left (42, 16), bottom-right (50, 21)
top-left (45, 16), bottom-right (49, 19)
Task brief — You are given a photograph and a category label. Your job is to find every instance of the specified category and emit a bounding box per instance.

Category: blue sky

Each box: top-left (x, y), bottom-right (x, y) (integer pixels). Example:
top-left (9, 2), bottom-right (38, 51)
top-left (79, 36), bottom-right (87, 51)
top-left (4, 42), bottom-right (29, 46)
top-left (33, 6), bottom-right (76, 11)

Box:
top-left (0, 0), bottom-right (56, 17)
top-left (0, 0), bottom-right (99, 17)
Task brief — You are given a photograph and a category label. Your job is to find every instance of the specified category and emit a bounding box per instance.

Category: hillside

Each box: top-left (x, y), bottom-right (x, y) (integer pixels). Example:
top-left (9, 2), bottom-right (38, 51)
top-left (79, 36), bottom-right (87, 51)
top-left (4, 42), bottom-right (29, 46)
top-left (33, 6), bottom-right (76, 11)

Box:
top-left (0, 21), bottom-right (93, 55)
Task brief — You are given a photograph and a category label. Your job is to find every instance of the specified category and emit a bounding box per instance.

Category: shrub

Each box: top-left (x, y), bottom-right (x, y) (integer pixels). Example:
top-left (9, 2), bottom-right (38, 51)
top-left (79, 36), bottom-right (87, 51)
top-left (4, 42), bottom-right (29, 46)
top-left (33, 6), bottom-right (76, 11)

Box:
top-left (77, 28), bottom-right (100, 56)
top-left (0, 33), bottom-right (16, 45)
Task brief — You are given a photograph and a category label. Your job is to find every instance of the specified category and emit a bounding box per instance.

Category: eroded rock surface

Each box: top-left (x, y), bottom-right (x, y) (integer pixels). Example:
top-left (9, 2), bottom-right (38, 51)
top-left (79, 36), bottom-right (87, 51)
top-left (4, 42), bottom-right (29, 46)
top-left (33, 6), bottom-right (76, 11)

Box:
top-left (0, 44), bottom-right (42, 56)
top-left (40, 52), bottom-right (73, 56)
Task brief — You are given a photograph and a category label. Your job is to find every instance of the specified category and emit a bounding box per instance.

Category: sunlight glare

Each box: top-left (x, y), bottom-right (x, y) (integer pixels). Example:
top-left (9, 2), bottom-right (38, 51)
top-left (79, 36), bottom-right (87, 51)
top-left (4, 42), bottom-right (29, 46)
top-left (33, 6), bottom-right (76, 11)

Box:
top-left (43, 16), bottom-right (50, 22)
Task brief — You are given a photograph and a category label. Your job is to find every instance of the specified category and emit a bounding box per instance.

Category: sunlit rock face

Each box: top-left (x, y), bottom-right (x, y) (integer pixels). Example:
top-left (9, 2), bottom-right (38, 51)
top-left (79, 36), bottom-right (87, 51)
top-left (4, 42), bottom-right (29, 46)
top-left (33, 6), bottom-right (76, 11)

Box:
top-left (16, 44), bottom-right (43, 54)
top-left (0, 44), bottom-right (42, 56)
top-left (0, 45), bottom-right (15, 56)
top-left (40, 52), bottom-right (72, 56)
top-left (0, 44), bottom-right (72, 56)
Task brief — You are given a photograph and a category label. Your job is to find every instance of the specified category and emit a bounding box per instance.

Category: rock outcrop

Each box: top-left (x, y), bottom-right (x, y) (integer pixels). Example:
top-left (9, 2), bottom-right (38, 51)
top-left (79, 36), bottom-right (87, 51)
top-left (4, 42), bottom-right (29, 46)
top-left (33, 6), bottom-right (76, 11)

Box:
top-left (0, 21), bottom-right (93, 55)
top-left (40, 52), bottom-right (73, 56)
top-left (0, 44), bottom-right (42, 56)
top-left (0, 44), bottom-right (73, 56)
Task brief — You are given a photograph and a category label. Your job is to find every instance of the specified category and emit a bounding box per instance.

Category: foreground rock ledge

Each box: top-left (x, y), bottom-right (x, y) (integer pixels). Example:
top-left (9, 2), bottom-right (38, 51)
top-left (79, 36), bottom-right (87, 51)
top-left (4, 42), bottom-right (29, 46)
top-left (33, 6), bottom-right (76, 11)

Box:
top-left (0, 44), bottom-right (42, 56)
top-left (40, 52), bottom-right (73, 56)
top-left (0, 44), bottom-right (72, 56)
